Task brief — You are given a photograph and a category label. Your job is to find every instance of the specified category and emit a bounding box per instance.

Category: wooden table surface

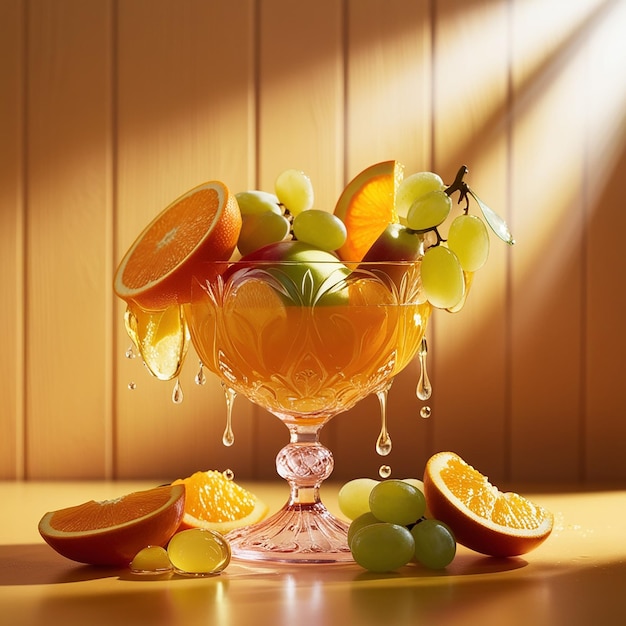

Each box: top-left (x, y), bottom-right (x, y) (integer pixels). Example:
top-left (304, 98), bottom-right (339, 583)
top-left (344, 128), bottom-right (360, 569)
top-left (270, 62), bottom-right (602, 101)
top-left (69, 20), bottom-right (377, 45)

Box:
top-left (1, 481), bottom-right (624, 626)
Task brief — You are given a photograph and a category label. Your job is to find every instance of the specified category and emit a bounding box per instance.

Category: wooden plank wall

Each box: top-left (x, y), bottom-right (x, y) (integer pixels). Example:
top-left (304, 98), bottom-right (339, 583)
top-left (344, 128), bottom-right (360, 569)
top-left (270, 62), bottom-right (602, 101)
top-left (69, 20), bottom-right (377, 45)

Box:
top-left (1, 0), bottom-right (625, 485)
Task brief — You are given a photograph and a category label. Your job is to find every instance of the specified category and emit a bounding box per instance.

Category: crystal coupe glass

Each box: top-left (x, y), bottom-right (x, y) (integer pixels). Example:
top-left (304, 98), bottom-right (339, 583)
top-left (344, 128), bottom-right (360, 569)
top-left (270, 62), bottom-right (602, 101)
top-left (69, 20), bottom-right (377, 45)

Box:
top-left (186, 257), bottom-right (431, 563)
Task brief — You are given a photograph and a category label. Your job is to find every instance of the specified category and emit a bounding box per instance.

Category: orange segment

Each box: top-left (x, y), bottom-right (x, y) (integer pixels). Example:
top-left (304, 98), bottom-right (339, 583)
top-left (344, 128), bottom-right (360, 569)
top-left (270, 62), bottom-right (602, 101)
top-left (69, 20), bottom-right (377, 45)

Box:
top-left (334, 160), bottom-right (404, 262)
top-left (114, 181), bottom-right (241, 310)
top-left (423, 451), bottom-right (553, 557)
top-left (173, 470), bottom-right (268, 534)
top-left (38, 484), bottom-right (186, 566)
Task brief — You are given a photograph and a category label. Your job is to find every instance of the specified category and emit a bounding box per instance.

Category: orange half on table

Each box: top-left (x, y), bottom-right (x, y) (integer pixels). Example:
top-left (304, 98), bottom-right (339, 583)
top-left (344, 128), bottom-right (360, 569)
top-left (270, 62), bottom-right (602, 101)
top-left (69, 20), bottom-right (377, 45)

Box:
top-left (423, 451), bottom-right (554, 557)
top-left (38, 484), bottom-right (186, 566)
top-left (173, 470), bottom-right (269, 534)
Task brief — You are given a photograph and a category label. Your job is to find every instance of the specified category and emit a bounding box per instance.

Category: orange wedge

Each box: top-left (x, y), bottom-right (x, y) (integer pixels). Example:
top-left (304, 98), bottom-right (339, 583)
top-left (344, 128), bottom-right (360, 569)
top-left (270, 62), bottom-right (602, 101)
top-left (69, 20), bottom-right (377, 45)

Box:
top-left (423, 451), bottom-right (554, 557)
top-left (114, 181), bottom-right (241, 310)
top-left (173, 470), bottom-right (268, 534)
top-left (334, 160), bottom-right (404, 262)
top-left (38, 484), bottom-right (186, 566)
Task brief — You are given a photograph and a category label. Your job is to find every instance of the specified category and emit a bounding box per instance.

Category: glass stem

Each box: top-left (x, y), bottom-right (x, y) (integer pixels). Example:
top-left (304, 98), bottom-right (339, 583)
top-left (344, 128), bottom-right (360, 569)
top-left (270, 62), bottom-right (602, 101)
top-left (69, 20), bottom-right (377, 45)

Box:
top-left (276, 424), bottom-right (333, 508)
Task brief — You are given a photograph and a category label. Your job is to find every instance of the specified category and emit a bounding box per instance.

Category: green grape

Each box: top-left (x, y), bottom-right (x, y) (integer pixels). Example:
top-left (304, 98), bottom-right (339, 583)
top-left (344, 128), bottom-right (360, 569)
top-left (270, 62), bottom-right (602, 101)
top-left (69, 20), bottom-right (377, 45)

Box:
top-left (129, 545), bottom-right (173, 574)
top-left (235, 190), bottom-right (282, 216)
top-left (292, 209), bottom-right (347, 251)
top-left (401, 478), bottom-right (425, 493)
top-left (406, 190), bottom-right (452, 232)
top-left (338, 477), bottom-right (379, 520)
top-left (420, 245), bottom-right (465, 309)
top-left (411, 519), bottom-right (456, 569)
top-left (446, 214), bottom-right (490, 272)
top-left (369, 479), bottom-right (426, 526)
top-left (275, 169), bottom-right (314, 215)
top-left (350, 523), bottom-right (415, 572)
top-left (167, 528), bottom-right (231, 576)
top-left (347, 511), bottom-right (380, 547)
top-left (237, 211), bottom-right (291, 256)
top-left (396, 171), bottom-right (445, 219)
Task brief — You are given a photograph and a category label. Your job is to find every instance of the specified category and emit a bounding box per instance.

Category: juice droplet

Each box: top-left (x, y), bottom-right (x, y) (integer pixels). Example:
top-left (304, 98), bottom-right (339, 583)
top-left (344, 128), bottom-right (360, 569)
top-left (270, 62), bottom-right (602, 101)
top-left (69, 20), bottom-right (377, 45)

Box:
top-left (222, 383), bottom-right (236, 446)
top-left (375, 386), bottom-right (392, 456)
top-left (379, 465), bottom-right (392, 478)
top-left (130, 545), bottom-right (173, 575)
top-left (195, 361), bottom-right (206, 386)
top-left (127, 381), bottom-right (136, 390)
top-left (124, 302), bottom-right (190, 381)
top-left (416, 337), bottom-right (432, 401)
top-left (420, 405), bottom-right (432, 419)
top-left (167, 528), bottom-right (231, 576)
top-left (172, 379), bottom-right (184, 404)
top-left (125, 344), bottom-right (137, 359)
top-left (223, 468), bottom-right (234, 481)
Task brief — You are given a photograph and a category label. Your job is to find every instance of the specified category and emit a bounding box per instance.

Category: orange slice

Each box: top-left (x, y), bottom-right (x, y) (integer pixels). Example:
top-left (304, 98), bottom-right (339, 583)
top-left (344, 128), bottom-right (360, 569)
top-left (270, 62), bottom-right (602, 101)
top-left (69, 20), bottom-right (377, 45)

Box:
top-left (38, 484), bottom-right (185, 566)
top-left (334, 160), bottom-right (404, 262)
top-left (114, 181), bottom-right (241, 310)
top-left (423, 451), bottom-right (554, 557)
top-left (173, 470), bottom-right (268, 534)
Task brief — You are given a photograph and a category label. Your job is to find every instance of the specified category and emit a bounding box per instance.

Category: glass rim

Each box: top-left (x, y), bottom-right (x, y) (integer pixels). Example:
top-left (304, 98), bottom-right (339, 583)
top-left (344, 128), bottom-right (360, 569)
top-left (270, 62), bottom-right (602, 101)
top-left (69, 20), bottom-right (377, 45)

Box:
top-left (193, 258), bottom-right (423, 267)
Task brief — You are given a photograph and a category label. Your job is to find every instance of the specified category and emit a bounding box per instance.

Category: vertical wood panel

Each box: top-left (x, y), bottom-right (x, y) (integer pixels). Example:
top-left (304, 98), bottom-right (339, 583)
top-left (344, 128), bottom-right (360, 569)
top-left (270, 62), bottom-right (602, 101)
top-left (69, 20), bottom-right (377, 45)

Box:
top-left (584, 0), bottom-right (626, 483)
top-left (254, 0), bottom-right (345, 479)
top-left (344, 0), bottom-right (432, 174)
top-left (257, 0), bottom-right (344, 212)
top-left (25, 0), bottom-right (113, 479)
top-left (430, 0), bottom-right (510, 482)
top-left (115, 0), bottom-right (256, 479)
top-left (509, 0), bottom-right (596, 482)
top-left (333, 0), bottom-right (433, 481)
top-left (0, 0), bottom-right (24, 479)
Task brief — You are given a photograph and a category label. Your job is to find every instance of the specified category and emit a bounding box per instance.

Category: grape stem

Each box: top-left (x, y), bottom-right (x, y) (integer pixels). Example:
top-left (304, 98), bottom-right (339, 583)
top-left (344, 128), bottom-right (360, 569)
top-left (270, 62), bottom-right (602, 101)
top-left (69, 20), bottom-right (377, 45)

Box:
top-left (444, 165), bottom-right (471, 214)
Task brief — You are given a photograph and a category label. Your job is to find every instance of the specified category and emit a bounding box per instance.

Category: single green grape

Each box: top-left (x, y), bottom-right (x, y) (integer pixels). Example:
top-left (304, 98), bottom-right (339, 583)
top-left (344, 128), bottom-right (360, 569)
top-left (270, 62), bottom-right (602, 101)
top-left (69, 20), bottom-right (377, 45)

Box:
top-left (368, 479), bottom-right (426, 526)
top-left (167, 529), bottom-right (231, 576)
top-left (446, 214), bottom-right (490, 272)
top-left (292, 209), bottom-right (347, 251)
top-left (235, 190), bottom-right (282, 216)
top-left (275, 169), bottom-right (314, 215)
top-left (401, 478), bottom-right (425, 492)
top-left (411, 519), bottom-right (456, 569)
top-left (406, 190), bottom-right (452, 231)
top-left (350, 523), bottom-right (415, 572)
top-left (129, 545), bottom-right (173, 574)
top-left (420, 245), bottom-right (465, 309)
top-left (338, 477), bottom-right (379, 520)
top-left (395, 171), bottom-right (445, 219)
top-left (237, 211), bottom-right (291, 256)
top-left (347, 511), bottom-right (380, 548)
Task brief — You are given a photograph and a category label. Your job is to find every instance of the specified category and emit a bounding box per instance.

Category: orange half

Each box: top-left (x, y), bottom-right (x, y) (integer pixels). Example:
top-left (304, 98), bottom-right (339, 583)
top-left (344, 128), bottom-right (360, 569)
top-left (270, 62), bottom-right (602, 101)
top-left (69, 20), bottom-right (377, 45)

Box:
top-left (423, 451), bottom-right (554, 557)
top-left (334, 160), bottom-right (404, 262)
top-left (173, 470), bottom-right (268, 534)
top-left (38, 484), bottom-right (186, 566)
top-left (114, 181), bottom-right (241, 310)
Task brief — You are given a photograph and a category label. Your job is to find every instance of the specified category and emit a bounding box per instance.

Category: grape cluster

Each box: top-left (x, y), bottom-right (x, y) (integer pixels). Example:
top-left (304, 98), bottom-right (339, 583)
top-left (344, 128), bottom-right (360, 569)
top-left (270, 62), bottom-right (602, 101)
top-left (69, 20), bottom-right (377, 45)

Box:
top-left (235, 169), bottom-right (347, 256)
top-left (396, 165), bottom-right (513, 310)
top-left (338, 478), bottom-right (456, 573)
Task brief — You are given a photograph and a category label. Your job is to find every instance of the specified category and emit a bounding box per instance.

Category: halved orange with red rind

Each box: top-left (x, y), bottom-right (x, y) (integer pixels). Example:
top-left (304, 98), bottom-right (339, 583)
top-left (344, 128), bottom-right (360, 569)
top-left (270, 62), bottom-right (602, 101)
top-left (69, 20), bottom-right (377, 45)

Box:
top-left (334, 160), bottom-right (404, 262)
top-left (423, 451), bottom-right (553, 557)
top-left (114, 181), bottom-right (241, 311)
top-left (38, 484), bottom-right (186, 566)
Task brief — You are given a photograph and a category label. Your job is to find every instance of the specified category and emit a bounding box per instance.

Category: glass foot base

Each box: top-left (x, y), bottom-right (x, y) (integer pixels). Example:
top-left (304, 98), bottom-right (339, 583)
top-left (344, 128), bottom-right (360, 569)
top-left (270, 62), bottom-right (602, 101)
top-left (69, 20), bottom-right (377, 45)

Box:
top-left (225, 502), bottom-right (353, 564)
